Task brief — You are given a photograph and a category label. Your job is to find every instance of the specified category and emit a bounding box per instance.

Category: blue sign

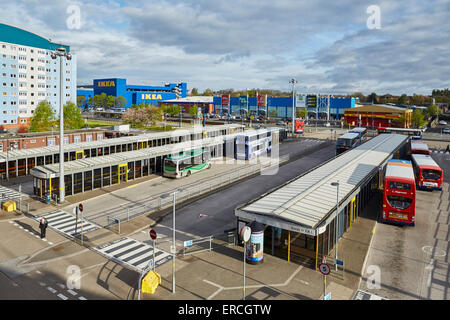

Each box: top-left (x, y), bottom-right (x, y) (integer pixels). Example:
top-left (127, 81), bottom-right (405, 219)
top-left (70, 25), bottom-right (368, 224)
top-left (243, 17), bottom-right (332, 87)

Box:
top-left (335, 259), bottom-right (344, 266)
top-left (114, 218), bottom-right (120, 224)
top-left (239, 95), bottom-right (248, 110)
top-left (325, 292), bottom-right (332, 300)
top-left (184, 240), bottom-right (193, 247)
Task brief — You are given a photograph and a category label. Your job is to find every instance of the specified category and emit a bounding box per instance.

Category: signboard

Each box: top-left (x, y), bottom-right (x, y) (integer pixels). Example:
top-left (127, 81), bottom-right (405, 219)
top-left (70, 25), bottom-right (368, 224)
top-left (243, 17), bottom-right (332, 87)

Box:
top-left (296, 94), bottom-right (306, 108)
top-left (239, 95), bottom-right (248, 110)
top-left (78, 203), bottom-right (83, 212)
top-left (221, 94), bottom-right (230, 106)
top-left (319, 263), bottom-right (331, 275)
top-left (306, 95), bottom-right (317, 108)
top-left (239, 226), bottom-right (251, 242)
top-left (149, 229), bottom-right (157, 240)
top-left (184, 240), bottom-right (193, 247)
top-left (257, 94), bottom-right (265, 107)
top-left (324, 292), bottom-right (332, 300)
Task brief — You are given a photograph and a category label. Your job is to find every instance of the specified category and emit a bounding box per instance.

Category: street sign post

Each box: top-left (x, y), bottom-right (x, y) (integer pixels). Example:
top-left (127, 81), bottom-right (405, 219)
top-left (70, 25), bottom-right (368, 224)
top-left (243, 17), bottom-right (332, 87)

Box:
top-left (78, 203), bottom-right (84, 245)
top-left (149, 229), bottom-right (157, 271)
top-left (319, 262), bottom-right (330, 301)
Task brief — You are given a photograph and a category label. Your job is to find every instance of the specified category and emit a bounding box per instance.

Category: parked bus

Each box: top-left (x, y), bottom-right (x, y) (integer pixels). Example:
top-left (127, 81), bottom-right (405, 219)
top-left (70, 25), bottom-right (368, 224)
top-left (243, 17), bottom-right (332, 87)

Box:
top-left (349, 127), bottom-right (368, 142)
top-left (377, 127), bottom-right (422, 140)
top-left (235, 129), bottom-right (272, 160)
top-left (163, 148), bottom-right (211, 178)
top-left (382, 160), bottom-right (416, 226)
top-left (295, 119), bottom-right (305, 134)
top-left (411, 154), bottom-right (443, 191)
top-left (336, 132), bottom-right (361, 155)
top-left (410, 141), bottom-right (430, 155)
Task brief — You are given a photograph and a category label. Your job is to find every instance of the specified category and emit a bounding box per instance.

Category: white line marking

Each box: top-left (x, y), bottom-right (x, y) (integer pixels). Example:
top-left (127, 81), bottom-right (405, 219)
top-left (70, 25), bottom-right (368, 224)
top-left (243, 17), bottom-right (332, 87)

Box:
top-left (79, 296), bottom-right (87, 300)
top-left (48, 242), bottom-right (53, 245)
top-left (8, 221), bottom-right (13, 224)
top-left (36, 270), bottom-right (42, 274)
top-left (67, 289), bottom-right (77, 296)
top-left (57, 283), bottom-right (65, 289)
top-left (42, 238), bottom-right (47, 242)
top-left (57, 293), bottom-right (68, 300)
top-left (47, 287), bottom-right (57, 294)
top-left (38, 282), bottom-right (46, 286)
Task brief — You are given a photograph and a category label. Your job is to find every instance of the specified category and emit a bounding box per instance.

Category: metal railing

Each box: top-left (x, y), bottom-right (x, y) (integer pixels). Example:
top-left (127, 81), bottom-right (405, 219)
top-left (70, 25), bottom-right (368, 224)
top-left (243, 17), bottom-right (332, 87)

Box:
top-left (101, 154), bottom-right (288, 228)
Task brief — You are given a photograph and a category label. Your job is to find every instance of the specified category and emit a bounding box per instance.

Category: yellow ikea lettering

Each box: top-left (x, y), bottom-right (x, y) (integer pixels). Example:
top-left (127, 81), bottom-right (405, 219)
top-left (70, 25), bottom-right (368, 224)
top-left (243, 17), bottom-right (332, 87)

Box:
top-left (98, 81), bottom-right (115, 87)
top-left (142, 94), bottom-right (163, 100)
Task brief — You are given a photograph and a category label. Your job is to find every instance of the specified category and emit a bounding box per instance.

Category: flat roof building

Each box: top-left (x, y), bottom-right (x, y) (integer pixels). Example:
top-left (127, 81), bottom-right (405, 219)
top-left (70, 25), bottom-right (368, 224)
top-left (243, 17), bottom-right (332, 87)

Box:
top-left (0, 23), bottom-right (77, 132)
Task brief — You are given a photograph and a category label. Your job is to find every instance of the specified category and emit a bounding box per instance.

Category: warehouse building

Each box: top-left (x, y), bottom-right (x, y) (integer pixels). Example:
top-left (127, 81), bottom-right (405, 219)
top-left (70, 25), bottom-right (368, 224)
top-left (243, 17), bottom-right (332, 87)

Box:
top-left (343, 104), bottom-right (413, 128)
top-left (77, 78), bottom-right (187, 109)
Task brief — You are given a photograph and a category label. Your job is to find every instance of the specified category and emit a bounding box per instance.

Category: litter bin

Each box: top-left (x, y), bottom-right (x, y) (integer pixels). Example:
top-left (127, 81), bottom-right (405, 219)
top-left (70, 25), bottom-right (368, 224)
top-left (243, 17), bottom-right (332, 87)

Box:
top-left (45, 194), bottom-right (51, 204)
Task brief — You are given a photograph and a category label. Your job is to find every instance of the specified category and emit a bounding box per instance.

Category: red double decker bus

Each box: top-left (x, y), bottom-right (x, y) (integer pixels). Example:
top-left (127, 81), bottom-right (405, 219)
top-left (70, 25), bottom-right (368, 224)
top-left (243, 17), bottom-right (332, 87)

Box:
top-left (411, 154), bottom-right (443, 191)
top-left (382, 160), bottom-right (416, 226)
top-left (295, 119), bottom-right (305, 134)
top-left (410, 141), bottom-right (430, 155)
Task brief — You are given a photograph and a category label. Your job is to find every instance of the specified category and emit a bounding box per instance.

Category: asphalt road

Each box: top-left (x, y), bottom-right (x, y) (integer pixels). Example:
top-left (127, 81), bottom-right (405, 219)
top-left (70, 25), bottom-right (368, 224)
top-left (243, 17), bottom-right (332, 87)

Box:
top-left (359, 151), bottom-right (450, 300)
top-left (133, 144), bottom-right (336, 246)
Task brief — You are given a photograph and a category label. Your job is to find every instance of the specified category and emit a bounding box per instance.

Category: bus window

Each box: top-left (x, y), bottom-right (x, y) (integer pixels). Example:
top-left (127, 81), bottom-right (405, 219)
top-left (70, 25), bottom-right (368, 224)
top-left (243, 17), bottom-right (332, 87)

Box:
top-left (422, 169), bottom-right (441, 180)
top-left (386, 195), bottom-right (413, 210)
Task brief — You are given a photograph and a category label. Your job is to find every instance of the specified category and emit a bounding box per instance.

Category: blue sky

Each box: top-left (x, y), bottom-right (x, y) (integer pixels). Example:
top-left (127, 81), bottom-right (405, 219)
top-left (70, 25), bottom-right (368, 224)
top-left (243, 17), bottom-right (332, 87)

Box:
top-left (1, 0), bottom-right (449, 95)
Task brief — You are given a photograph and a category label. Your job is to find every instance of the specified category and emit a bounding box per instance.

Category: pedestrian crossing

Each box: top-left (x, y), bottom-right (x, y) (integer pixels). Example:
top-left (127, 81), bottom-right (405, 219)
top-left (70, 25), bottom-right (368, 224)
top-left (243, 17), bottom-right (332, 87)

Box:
top-left (0, 185), bottom-right (27, 201)
top-left (94, 237), bottom-right (172, 271)
top-left (35, 210), bottom-right (100, 238)
top-left (352, 290), bottom-right (388, 300)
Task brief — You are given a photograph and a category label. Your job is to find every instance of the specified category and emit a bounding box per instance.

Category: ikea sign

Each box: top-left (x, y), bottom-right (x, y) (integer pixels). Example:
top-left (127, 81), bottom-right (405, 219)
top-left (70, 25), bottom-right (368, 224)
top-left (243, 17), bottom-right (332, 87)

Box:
top-left (97, 81), bottom-right (115, 87)
top-left (142, 94), bottom-right (162, 100)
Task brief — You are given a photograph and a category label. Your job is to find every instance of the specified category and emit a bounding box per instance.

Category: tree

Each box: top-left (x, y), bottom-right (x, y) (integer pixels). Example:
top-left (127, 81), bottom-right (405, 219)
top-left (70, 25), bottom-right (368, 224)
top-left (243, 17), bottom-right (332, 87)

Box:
top-left (122, 104), bottom-right (162, 128)
top-left (191, 88), bottom-right (199, 96)
top-left (189, 105), bottom-right (199, 119)
top-left (411, 109), bottom-right (427, 128)
top-left (410, 94), bottom-right (425, 106)
top-left (367, 92), bottom-right (378, 104)
top-left (296, 108), bottom-right (307, 118)
top-left (202, 88), bottom-right (213, 96)
top-left (426, 104), bottom-right (441, 117)
top-left (270, 109), bottom-right (277, 117)
top-left (77, 95), bottom-right (86, 108)
top-left (63, 101), bottom-right (84, 130)
top-left (29, 101), bottom-right (56, 132)
top-left (160, 104), bottom-right (180, 117)
top-left (397, 94), bottom-right (408, 105)
top-left (113, 96), bottom-right (127, 108)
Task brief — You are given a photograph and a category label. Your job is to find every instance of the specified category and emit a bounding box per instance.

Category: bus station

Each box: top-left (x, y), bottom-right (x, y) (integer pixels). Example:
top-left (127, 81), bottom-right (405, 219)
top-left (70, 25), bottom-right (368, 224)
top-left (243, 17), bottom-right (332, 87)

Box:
top-left (0, 124), bottom-right (244, 179)
top-left (235, 133), bottom-right (409, 269)
top-left (30, 137), bottom-right (226, 201)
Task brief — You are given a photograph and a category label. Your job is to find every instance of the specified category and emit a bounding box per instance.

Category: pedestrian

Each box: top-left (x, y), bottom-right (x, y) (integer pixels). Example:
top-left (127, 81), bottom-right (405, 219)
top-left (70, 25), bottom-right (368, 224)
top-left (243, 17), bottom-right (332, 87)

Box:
top-left (446, 144), bottom-right (449, 153)
top-left (39, 217), bottom-right (48, 239)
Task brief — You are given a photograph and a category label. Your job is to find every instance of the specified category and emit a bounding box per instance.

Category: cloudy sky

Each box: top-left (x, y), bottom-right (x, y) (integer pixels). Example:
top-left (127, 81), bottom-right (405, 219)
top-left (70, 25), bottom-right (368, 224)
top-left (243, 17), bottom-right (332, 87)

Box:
top-left (1, 0), bottom-right (449, 95)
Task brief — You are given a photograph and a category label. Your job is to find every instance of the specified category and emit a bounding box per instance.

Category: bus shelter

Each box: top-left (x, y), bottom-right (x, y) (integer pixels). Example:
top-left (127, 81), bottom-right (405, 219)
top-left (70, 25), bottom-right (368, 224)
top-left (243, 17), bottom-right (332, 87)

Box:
top-left (235, 133), bottom-right (409, 269)
top-left (30, 137), bottom-right (225, 202)
top-left (0, 124), bottom-right (244, 179)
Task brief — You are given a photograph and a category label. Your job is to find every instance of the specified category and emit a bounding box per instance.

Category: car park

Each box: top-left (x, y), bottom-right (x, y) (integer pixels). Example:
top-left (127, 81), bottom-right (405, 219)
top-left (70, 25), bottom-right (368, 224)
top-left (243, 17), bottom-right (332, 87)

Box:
top-left (443, 126), bottom-right (450, 134)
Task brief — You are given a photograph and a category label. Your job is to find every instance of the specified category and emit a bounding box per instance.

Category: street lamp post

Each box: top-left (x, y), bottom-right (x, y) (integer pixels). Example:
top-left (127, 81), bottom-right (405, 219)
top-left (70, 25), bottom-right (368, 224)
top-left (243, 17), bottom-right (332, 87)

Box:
top-left (290, 78), bottom-right (298, 135)
top-left (51, 47), bottom-right (72, 204)
top-left (161, 188), bottom-right (183, 294)
top-left (331, 181), bottom-right (339, 271)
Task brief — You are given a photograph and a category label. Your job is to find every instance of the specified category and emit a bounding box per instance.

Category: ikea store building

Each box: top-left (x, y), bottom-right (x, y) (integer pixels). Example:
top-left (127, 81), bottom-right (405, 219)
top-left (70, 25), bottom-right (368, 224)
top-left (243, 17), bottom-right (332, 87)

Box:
top-left (77, 78), bottom-right (187, 109)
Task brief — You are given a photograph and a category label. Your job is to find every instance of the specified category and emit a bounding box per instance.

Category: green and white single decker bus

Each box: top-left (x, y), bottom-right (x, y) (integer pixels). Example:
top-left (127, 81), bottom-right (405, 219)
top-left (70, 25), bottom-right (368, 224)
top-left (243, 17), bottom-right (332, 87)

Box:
top-left (163, 148), bottom-right (212, 178)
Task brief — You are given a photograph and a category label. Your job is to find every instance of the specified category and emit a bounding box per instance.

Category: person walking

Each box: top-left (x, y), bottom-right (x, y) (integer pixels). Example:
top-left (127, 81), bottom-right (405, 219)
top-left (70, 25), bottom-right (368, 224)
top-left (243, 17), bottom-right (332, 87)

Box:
top-left (39, 217), bottom-right (48, 239)
top-left (446, 144), bottom-right (449, 153)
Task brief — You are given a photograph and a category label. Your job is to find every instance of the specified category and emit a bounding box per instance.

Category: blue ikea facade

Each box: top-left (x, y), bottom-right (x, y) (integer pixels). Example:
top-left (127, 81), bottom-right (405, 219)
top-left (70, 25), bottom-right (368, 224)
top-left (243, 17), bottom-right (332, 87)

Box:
top-left (77, 78), bottom-right (187, 109)
top-left (214, 96), bottom-right (355, 119)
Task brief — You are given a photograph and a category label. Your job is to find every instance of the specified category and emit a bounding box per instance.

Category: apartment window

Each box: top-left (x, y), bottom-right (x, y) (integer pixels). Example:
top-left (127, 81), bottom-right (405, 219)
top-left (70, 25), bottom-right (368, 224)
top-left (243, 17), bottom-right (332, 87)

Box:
top-left (48, 138), bottom-right (56, 146)
top-left (64, 137), bottom-right (69, 145)
top-left (74, 136), bottom-right (81, 143)
top-left (86, 135), bottom-right (92, 142)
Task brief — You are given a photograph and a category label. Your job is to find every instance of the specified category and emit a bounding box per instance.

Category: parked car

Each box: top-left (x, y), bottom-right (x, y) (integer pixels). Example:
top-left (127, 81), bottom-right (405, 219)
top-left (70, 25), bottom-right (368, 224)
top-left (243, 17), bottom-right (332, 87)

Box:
top-left (439, 120), bottom-right (447, 125)
top-left (420, 126), bottom-right (427, 132)
top-left (276, 121), bottom-right (286, 126)
top-left (443, 126), bottom-right (450, 134)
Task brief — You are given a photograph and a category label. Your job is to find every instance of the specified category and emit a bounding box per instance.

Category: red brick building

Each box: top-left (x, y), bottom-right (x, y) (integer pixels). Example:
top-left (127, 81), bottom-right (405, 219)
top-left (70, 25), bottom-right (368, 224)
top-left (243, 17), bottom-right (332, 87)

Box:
top-left (343, 105), bottom-right (413, 128)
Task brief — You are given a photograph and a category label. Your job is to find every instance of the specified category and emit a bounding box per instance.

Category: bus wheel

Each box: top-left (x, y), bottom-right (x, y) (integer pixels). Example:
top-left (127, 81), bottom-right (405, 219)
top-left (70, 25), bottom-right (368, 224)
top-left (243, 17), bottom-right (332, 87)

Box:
top-left (187, 171), bottom-right (191, 177)
top-left (207, 164), bottom-right (211, 169)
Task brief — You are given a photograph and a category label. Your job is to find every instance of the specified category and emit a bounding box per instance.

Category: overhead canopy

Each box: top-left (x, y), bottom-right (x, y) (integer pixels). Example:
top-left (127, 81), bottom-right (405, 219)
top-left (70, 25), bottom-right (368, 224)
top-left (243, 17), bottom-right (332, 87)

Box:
top-left (235, 134), bottom-right (408, 235)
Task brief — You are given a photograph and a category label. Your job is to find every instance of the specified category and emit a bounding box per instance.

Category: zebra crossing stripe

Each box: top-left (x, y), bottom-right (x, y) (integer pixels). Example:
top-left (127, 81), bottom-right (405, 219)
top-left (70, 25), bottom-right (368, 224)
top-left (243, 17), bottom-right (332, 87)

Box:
top-left (36, 210), bottom-right (100, 238)
top-left (0, 186), bottom-right (27, 201)
top-left (94, 237), bottom-right (171, 271)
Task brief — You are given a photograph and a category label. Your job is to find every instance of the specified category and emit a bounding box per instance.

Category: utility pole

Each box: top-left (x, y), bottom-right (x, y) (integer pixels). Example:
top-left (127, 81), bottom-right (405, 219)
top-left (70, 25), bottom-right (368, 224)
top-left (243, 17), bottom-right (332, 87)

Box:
top-left (290, 78), bottom-right (298, 135)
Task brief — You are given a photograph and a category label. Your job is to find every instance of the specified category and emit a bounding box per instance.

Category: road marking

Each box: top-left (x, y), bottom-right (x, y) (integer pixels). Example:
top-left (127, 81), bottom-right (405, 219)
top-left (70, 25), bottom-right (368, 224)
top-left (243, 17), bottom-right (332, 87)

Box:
top-left (47, 287), bottom-right (57, 294)
top-left (79, 296), bottom-right (87, 300)
top-left (8, 221), bottom-right (13, 224)
top-left (127, 184), bottom-right (138, 189)
top-left (67, 289), bottom-right (77, 296)
top-left (35, 210), bottom-right (100, 238)
top-left (57, 293), bottom-right (68, 300)
top-left (38, 282), bottom-right (46, 286)
top-left (57, 283), bottom-right (65, 289)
